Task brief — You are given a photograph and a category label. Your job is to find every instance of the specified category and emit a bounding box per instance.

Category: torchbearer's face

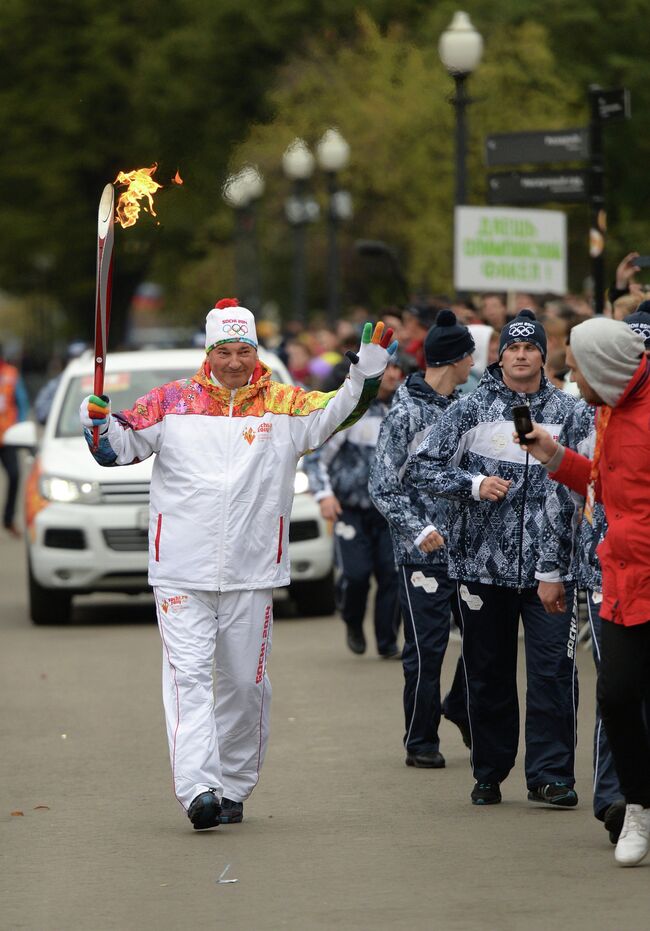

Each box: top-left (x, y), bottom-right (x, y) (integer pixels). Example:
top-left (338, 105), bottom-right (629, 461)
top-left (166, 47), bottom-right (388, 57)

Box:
top-left (208, 342), bottom-right (258, 389)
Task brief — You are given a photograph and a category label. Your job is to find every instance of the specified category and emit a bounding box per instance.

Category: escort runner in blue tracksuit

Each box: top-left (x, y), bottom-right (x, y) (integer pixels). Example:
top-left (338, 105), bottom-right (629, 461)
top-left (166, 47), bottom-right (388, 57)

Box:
top-left (405, 310), bottom-right (579, 807)
top-left (370, 311), bottom-right (473, 768)
top-left (304, 360), bottom-right (404, 657)
top-left (536, 399), bottom-right (625, 837)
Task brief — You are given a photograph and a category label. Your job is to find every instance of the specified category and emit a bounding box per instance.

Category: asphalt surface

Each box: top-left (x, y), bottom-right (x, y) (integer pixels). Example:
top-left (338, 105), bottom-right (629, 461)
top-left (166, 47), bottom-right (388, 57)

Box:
top-left (1, 498), bottom-right (648, 930)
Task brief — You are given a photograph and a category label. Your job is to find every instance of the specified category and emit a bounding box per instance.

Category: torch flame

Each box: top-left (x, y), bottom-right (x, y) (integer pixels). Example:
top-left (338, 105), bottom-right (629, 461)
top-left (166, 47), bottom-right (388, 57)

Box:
top-left (172, 170), bottom-right (184, 185)
top-left (113, 164), bottom-right (163, 228)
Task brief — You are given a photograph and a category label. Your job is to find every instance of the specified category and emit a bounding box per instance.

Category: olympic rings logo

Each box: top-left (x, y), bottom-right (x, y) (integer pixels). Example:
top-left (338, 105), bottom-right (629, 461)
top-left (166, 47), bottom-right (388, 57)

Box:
top-left (508, 322), bottom-right (535, 338)
top-left (629, 322), bottom-right (650, 340)
top-left (222, 322), bottom-right (249, 336)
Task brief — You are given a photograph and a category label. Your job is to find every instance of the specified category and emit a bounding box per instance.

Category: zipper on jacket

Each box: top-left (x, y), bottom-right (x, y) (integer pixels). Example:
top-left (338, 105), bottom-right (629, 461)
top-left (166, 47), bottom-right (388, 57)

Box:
top-left (216, 390), bottom-right (236, 591)
top-left (517, 452), bottom-right (528, 592)
top-left (517, 398), bottom-right (531, 593)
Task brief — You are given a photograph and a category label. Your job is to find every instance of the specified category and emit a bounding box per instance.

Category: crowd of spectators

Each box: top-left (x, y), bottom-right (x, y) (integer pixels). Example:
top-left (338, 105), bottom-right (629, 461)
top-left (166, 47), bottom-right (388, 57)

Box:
top-left (259, 251), bottom-right (650, 395)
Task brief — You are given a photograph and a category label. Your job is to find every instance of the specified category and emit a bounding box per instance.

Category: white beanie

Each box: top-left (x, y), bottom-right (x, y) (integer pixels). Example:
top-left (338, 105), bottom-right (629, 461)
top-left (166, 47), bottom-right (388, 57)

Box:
top-left (205, 298), bottom-right (258, 352)
top-left (569, 317), bottom-right (645, 407)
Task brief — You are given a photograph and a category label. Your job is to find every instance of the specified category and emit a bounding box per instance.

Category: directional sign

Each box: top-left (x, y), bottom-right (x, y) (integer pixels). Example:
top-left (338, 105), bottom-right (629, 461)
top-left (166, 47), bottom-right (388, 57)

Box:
top-left (590, 87), bottom-right (631, 122)
top-left (485, 128), bottom-right (590, 167)
top-left (487, 170), bottom-right (590, 205)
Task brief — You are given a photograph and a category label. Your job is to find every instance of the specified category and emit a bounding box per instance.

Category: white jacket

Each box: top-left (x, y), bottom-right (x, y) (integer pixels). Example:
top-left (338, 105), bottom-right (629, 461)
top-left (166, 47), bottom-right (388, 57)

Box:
top-left (87, 358), bottom-right (383, 591)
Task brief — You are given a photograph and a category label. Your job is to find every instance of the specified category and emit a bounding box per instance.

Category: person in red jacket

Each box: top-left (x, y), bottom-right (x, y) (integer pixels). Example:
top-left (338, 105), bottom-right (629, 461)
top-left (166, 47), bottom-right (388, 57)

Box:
top-left (516, 317), bottom-right (650, 868)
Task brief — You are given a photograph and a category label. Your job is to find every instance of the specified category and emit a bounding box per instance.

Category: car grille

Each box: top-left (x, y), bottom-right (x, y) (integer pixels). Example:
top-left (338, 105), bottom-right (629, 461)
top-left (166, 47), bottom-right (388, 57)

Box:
top-left (99, 482), bottom-right (150, 505)
top-left (103, 528), bottom-right (149, 551)
top-left (289, 520), bottom-right (320, 543)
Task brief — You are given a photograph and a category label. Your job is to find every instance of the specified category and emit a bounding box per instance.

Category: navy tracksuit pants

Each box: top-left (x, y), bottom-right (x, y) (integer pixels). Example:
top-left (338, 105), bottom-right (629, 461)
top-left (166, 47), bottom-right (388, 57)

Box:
top-left (456, 580), bottom-right (578, 788)
top-left (585, 591), bottom-right (623, 819)
top-left (334, 506), bottom-right (400, 655)
top-left (398, 564), bottom-right (468, 755)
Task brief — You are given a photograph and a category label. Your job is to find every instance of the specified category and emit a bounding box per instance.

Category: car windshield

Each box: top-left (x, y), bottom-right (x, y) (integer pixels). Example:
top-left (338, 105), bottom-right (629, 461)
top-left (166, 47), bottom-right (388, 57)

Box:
top-left (56, 369), bottom-right (191, 438)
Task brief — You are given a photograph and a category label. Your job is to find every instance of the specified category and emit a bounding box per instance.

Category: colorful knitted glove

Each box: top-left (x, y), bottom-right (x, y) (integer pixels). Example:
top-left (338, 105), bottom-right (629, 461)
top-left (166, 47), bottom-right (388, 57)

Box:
top-left (79, 394), bottom-right (111, 432)
top-left (351, 322), bottom-right (398, 377)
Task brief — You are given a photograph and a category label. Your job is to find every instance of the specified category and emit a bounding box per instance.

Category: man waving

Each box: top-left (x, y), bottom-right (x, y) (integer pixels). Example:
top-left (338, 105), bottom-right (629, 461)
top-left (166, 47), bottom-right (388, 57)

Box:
top-left (80, 299), bottom-right (396, 830)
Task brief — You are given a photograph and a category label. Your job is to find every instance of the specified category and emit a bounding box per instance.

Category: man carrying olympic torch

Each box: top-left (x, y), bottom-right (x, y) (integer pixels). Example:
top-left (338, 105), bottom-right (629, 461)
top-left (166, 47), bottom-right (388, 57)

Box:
top-left (80, 300), bottom-right (397, 830)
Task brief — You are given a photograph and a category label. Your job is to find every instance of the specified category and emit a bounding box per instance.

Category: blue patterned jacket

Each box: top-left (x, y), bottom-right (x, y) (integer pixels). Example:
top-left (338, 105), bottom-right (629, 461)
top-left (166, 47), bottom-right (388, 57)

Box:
top-left (303, 397), bottom-right (391, 509)
top-left (404, 364), bottom-right (576, 588)
top-left (369, 373), bottom-right (459, 567)
top-left (536, 399), bottom-right (606, 593)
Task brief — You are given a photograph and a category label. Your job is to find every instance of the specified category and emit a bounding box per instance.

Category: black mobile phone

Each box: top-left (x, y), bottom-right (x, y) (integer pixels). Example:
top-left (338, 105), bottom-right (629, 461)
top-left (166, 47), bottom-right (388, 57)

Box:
top-left (512, 404), bottom-right (533, 443)
top-left (634, 255), bottom-right (650, 268)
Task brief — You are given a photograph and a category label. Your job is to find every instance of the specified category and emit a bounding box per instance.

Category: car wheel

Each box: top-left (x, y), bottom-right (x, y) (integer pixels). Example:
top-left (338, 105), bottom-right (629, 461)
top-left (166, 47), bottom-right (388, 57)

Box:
top-left (290, 571), bottom-right (336, 617)
top-left (28, 560), bottom-right (72, 625)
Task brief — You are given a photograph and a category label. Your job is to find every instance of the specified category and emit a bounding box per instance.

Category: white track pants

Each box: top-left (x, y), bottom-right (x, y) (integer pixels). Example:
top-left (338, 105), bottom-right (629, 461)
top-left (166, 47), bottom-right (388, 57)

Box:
top-left (154, 586), bottom-right (273, 810)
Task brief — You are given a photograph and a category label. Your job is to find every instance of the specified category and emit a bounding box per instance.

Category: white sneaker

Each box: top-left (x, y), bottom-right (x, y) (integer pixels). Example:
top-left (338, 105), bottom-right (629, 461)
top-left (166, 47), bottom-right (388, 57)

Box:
top-left (614, 804), bottom-right (650, 867)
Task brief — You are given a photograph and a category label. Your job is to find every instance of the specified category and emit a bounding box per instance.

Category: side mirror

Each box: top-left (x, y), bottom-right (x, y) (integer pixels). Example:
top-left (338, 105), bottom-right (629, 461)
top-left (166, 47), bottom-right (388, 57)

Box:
top-left (3, 420), bottom-right (38, 452)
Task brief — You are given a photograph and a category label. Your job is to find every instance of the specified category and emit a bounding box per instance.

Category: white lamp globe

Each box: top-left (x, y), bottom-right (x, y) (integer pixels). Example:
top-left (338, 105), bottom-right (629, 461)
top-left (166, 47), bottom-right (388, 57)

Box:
top-left (282, 138), bottom-right (315, 180)
top-left (438, 11), bottom-right (483, 75)
top-left (316, 128), bottom-right (350, 173)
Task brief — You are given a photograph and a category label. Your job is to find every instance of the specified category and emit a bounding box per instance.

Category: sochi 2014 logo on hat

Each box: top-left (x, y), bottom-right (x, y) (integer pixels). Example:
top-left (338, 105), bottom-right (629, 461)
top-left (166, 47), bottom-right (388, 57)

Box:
top-left (222, 319), bottom-right (249, 337)
top-left (628, 321), bottom-right (650, 341)
top-left (508, 321), bottom-right (536, 338)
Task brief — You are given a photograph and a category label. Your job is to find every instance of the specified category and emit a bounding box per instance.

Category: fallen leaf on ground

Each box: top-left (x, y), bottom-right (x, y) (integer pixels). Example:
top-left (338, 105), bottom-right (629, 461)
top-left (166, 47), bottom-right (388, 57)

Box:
top-left (11, 811), bottom-right (24, 817)
top-left (34, 805), bottom-right (50, 811)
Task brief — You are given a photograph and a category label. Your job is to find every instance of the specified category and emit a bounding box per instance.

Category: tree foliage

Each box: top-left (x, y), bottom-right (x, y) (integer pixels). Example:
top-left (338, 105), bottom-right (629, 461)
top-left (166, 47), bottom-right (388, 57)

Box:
top-left (219, 15), bottom-right (584, 310)
top-left (0, 0), bottom-right (647, 342)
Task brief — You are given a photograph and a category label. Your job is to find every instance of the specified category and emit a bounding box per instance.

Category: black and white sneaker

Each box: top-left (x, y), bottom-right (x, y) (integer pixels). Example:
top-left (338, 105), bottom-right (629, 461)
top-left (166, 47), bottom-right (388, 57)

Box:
top-left (471, 782), bottom-right (502, 805)
top-left (219, 798), bottom-right (244, 824)
top-left (527, 783), bottom-right (578, 808)
top-left (188, 789), bottom-right (221, 830)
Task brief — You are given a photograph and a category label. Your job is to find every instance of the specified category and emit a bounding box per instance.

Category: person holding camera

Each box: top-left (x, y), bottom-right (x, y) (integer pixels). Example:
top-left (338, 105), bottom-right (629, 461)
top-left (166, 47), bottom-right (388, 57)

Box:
top-left (518, 317), bottom-right (650, 867)
top-left (405, 310), bottom-right (578, 808)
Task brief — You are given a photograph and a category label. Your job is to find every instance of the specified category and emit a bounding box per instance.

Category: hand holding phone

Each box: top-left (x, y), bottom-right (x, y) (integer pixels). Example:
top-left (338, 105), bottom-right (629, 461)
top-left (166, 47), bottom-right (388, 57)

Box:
top-left (634, 255), bottom-right (650, 269)
top-left (512, 404), bottom-right (533, 443)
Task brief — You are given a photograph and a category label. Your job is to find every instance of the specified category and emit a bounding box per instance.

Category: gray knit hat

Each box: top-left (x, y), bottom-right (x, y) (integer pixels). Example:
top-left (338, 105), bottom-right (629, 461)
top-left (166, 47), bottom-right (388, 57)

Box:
top-left (569, 318), bottom-right (645, 407)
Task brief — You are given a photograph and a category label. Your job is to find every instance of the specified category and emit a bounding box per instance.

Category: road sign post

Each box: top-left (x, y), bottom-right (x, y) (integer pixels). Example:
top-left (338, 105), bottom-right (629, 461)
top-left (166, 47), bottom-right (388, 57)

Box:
top-left (587, 86), bottom-right (630, 313)
top-left (483, 88), bottom-right (630, 311)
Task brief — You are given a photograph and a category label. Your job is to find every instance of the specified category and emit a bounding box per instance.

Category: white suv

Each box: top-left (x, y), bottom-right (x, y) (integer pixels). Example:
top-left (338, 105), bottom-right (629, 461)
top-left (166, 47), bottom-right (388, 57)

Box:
top-left (6, 348), bottom-right (335, 624)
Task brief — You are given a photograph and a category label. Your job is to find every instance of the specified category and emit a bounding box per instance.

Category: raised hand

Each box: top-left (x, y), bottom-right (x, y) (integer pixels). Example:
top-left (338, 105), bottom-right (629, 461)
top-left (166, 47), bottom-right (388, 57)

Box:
top-left (79, 394), bottom-right (111, 431)
top-left (353, 321), bottom-right (399, 376)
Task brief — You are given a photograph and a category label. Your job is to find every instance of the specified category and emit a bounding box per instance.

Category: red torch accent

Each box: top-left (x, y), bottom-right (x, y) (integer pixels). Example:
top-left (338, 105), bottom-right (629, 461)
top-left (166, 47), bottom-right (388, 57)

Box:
top-left (93, 184), bottom-right (115, 450)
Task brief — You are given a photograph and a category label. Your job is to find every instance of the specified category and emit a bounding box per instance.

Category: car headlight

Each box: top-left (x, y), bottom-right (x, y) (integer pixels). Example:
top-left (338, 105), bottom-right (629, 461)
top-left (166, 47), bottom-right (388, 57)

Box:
top-left (39, 476), bottom-right (102, 504)
top-left (294, 470), bottom-right (310, 495)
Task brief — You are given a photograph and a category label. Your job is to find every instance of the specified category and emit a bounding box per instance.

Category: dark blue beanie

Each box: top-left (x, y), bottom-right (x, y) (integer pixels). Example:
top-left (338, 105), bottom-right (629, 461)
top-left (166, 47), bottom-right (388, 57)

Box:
top-left (498, 309), bottom-right (547, 361)
top-left (624, 302), bottom-right (650, 348)
top-left (424, 310), bottom-right (475, 367)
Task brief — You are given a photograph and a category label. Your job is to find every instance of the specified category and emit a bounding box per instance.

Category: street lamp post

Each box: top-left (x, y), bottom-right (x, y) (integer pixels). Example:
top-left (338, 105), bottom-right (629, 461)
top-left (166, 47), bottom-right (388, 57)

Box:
top-left (438, 11), bottom-right (483, 207)
top-left (222, 166), bottom-right (265, 311)
top-left (282, 138), bottom-right (319, 324)
top-left (316, 128), bottom-right (352, 326)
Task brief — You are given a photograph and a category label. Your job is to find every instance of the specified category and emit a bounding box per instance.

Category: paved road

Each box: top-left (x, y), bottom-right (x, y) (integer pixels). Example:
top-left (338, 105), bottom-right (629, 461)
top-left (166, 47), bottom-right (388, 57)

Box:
top-left (0, 519), bottom-right (648, 930)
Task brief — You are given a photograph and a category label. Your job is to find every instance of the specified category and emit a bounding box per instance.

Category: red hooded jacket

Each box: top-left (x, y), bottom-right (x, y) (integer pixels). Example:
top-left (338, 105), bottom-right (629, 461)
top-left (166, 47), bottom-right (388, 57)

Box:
top-left (550, 357), bottom-right (650, 627)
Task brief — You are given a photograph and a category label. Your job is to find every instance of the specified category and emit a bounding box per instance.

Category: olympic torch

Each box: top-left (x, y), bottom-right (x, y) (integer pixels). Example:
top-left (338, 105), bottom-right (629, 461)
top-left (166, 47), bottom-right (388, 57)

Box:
top-left (93, 183), bottom-right (115, 451)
